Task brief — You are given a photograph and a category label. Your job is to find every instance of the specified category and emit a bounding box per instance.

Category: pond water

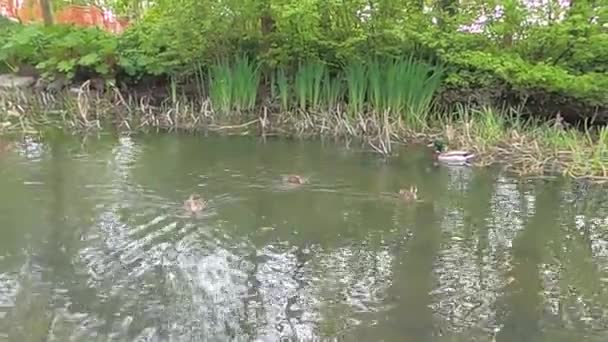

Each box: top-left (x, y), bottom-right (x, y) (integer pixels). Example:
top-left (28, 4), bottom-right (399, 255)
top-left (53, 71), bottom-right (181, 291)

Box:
top-left (0, 133), bottom-right (608, 342)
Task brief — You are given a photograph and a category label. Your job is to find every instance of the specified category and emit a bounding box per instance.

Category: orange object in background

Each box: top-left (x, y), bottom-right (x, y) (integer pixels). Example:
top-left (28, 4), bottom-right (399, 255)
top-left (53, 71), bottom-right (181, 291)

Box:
top-left (0, 0), bottom-right (128, 34)
top-left (0, 0), bottom-right (19, 19)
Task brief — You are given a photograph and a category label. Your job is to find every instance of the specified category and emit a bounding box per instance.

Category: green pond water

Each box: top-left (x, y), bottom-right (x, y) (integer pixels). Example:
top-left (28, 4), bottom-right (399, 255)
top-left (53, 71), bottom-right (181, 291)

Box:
top-left (0, 133), bottom-right (608, 342)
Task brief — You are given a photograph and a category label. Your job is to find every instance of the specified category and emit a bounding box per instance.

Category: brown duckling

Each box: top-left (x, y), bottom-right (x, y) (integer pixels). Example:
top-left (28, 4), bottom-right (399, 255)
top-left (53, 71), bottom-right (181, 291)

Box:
top-left (284, 174), bottom-right (306, 185)
top-left (398, 186), bottom-right (418, 202)
top-left (183, 194), bottom-right (206, 213)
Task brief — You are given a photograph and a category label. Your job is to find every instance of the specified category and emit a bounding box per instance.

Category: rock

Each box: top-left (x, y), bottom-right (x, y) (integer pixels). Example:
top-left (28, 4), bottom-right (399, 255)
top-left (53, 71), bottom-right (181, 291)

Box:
top-left (46, 77), bottom-right (69, 93)
top-left (33, 78), bottom-right (49, 91)
top-left (0, 74), bottom-right (36, 89)
top-left (34, 77), bottom-right (67, 93)
top-left (16, 64), bottom-right (39, 78)
top-left (68, 87), bottom-right (82, 95)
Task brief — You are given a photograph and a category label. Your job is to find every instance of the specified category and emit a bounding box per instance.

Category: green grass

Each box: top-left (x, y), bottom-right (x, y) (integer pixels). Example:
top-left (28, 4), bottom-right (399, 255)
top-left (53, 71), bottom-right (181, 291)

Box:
top-left (342, 57), bottom-right (443, 125)
top-left (426, 105), bottom-right (608, 178)
top-left (208, 56), bottom-right (260, 114)
top-left (271, 68), bottom-right (290, 111)
top-left (344, 61), bottom-right (367, 117)
top-left (208, 61), bottom-right (233, 114)
top-left (232, 56), bottom-right (260, 111)
top-left (323, 71), bottom-right (342, 110)
top-left (294, 62), bottom-right (327, 111)
top-left (206, 56), bottom-right (442, 122)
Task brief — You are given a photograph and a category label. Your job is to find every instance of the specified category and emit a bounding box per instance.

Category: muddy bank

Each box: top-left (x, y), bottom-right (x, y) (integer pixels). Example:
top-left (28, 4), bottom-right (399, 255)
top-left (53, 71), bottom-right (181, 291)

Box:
top-left (2, 71), bottom-right (605, 126)
top-left (439, 85), bottom-right (608, 126)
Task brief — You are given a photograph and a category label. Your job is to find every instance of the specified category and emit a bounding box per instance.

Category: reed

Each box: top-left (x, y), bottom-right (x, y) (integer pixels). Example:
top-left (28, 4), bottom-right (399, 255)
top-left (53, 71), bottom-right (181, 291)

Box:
top-left (274, 68), bottom-right (290, 111)
top-left (294, 62), bottom-right (327, 111)
top-left (322, 71), bottom-right (342, 111)
top-left (344, 61), bottom-right (367, 117)
top-left (461, 106), bottom-right (508, 148)
top-left (208, 61), bottom-right (232, 114)
top-left (193, 61), bottom-right (206, 98)
top-left (231, 56), bottom-right (260, 112)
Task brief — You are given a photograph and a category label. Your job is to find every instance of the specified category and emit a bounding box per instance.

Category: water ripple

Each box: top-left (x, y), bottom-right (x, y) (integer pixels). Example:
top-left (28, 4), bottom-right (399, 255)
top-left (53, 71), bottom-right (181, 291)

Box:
top-left (2, 135), bottom-right (608, 341)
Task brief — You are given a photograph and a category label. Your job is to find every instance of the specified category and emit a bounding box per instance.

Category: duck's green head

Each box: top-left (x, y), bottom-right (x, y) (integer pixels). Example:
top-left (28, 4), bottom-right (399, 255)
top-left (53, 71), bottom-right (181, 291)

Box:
top-left (430, 140), bottom-right (445, 152)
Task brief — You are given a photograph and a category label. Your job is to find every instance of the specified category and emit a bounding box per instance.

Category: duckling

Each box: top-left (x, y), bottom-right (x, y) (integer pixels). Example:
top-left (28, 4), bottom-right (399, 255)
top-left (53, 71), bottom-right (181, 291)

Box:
top-left (430, 140), bottom-right (475, 165)
top-left (284, 174), bottom-right (306, 185)
top-left (183, 194), bottom-right (206, 213)
top-left (399, 186), bottom-right (418, 202)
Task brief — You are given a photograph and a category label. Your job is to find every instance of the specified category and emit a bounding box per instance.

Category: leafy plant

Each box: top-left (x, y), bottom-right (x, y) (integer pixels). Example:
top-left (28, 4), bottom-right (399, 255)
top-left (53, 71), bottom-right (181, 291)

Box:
top-left (0, 24), bottom-right (47, 72)
top-left (0, 24), bottom-right (119, 81)
top-left (0, 0), bottom-right (606, 118)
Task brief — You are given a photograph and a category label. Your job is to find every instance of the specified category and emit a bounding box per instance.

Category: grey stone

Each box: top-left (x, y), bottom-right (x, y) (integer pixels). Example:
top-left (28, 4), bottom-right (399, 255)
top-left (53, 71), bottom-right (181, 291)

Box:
top-left (33, 77), bottom-right (49, 91)
top-left (46, 77), bottom-right (68, 92)
top-left (0, 74), bottom-right (35, 89)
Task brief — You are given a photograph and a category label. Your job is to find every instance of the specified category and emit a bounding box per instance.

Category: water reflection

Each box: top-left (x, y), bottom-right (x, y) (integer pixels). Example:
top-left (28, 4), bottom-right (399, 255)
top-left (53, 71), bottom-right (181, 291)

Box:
top-left (0, 135), bottom-right (607, 341)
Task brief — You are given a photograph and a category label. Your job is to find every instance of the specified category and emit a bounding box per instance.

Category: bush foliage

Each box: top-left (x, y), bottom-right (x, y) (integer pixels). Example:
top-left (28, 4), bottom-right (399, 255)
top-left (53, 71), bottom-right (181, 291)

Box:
top-left (0, 0), bottom-right (606, 115)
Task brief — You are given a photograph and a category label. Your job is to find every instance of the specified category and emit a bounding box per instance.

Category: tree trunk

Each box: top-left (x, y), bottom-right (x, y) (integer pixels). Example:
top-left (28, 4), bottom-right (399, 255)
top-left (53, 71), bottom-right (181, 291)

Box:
top-left (259, 0), bottom-right (275, 101)
top-left (40, 0), bottom-right (54, 26)
top-left (412, 0), bottom-right (425, 12)
top-left (438, 0), bottom-right (457, 16)
top-left (260, 1), bottom-right (275, 38)
top-left (436, 0), bottom-right (458, 29)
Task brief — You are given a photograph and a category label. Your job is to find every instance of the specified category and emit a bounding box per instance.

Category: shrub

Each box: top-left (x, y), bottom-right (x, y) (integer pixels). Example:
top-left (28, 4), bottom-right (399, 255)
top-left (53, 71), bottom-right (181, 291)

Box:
top-left (0, 24), bottom-right (119, 81)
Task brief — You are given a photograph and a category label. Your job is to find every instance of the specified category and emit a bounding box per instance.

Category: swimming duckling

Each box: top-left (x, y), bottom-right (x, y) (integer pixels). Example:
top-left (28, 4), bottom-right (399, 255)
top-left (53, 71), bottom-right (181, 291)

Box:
top-left (284, 174), bottom-right (306, 185)
top-left (430, 140), bottom-right (475, 165)
top-left (183, 194), bottom-right (206, 213)
top-left (398, 186), bottom-right (418, 202)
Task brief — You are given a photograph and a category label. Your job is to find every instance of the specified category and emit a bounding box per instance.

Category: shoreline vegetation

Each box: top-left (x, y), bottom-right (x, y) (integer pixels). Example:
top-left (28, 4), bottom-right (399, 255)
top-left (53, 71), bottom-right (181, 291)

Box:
top-left (1, 1), bottom-right (607, 180)
top-left (1, 65), bottom-right (608, 182)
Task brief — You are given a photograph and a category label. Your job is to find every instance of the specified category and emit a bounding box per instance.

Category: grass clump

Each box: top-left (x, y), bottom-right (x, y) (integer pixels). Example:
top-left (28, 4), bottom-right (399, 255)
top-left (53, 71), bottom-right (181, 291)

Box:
top-left (430, 106), bottom-right (608, 180)
top-left (208, 57), bottom-right (260, 114)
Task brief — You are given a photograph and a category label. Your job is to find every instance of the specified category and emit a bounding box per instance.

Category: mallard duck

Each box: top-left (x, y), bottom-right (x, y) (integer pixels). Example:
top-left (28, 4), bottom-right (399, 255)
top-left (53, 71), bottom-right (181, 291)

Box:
top-left (284, 174), bottom-right (306, 185)
top-left (183, 194), bottom-right (206, 213)
top-left (399, 186), bottom-right (418, 201)
top-left (430, 140), bottom-right (475, 165)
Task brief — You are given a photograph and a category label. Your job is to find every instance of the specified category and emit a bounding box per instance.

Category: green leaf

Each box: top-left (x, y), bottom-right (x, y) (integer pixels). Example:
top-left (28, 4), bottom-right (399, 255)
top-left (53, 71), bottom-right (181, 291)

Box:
top-left (118, 56), bottom-right (137, 76)
top-left (79, 53), bottom-right (101, 66)
top-left (57, 60), bottom-right (76, 73)
top-left (94, 63), bottom-right (110, 75)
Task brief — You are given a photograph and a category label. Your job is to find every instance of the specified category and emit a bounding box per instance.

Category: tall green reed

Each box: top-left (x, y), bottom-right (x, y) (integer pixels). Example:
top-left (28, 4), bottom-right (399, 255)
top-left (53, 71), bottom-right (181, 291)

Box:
top-left (384, 57), bottom-right (443, 127)
top-left (294, 62), bottom-right (326, 111)
top-left (464, 106), bottom-right (508, 146)
top-left (193, 62), bottom-right (206, 98)
top-left (323, 71), bottom-right (342, 110)
top-left (586, 125), bottom-right (608, 172)
top-left (208, 61), bottom-right (232, 114)
top-left (344, 61), bottom-right (367, 116)
top-left (208, 56), bottom-right (260, 114)
top-left (342, 57), bottom-right (443, 125)
top-left (272, 68), bottom-right (290, 111)
top-left (169, 75), bottom-right (178, 106)
top-left (232, 56), bottom-right (260, 111)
